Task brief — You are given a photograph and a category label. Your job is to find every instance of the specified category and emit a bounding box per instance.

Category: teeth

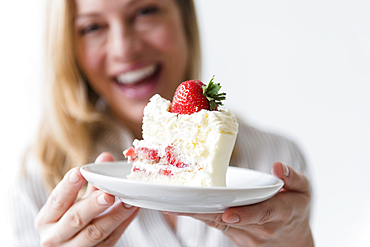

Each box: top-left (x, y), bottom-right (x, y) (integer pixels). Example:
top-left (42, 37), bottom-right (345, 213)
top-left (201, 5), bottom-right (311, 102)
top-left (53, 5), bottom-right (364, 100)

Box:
top-left (117, 64), bottom-right (157, 85)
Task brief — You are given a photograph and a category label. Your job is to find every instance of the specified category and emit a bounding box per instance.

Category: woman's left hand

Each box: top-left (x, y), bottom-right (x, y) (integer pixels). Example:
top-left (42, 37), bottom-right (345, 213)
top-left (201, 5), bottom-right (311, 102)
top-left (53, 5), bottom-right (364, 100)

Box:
top-left (164, 162), bottom-right (314, 247)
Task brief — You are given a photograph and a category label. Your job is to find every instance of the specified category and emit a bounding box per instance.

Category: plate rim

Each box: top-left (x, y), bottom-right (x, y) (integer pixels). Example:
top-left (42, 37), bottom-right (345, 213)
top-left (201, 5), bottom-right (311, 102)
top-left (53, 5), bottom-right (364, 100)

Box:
top-left (81, 161), bottom-right (284, 191)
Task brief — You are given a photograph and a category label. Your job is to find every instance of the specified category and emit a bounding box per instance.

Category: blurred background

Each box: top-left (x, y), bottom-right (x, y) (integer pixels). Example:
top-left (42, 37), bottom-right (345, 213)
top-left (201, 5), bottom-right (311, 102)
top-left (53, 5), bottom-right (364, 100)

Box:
top-left (1, 0), bottom-right (369, 246)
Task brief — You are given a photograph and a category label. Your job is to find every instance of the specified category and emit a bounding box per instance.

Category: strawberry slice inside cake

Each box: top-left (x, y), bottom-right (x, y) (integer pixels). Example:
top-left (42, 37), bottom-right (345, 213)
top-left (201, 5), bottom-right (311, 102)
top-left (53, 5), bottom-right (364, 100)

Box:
top-left (123, 77), bottom-right (238, 187)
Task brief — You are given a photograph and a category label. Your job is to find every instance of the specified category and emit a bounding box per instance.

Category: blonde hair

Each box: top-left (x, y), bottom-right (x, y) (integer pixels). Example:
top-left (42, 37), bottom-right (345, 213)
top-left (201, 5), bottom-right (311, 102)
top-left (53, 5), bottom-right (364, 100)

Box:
top-left (33, 0), bottom-right (201, 192)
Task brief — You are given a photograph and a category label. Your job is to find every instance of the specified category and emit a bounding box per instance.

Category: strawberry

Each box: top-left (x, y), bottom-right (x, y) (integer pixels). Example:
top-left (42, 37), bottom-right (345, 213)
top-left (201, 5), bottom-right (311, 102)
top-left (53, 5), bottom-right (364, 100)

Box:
top-left (159, 169), bottom-right (173, 176)
top-left (165, 146), bottom-right (188, 168)
top-left (133, 166), bottom-right (143, 172)
top-left (137, 147), bottom-right (159, 161)
top-left (170, 76), bottom-right (226, 115)
top-left (124, 147), bottom-right (137, 162)
top-left (124, 147), bottom-right (159, 162)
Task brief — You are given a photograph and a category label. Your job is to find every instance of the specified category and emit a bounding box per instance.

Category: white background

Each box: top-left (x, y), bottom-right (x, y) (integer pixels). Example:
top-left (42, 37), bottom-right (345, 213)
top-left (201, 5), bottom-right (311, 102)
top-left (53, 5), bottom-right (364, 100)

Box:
top-left (1, 1), bottom-right (370, 246)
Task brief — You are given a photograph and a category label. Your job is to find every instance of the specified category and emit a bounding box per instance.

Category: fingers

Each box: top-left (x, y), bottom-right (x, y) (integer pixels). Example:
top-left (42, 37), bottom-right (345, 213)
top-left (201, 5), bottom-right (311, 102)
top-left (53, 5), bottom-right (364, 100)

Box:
top-left (82, 183), bottom-right (99, 199)
top-left (271, 162), bottom-right (310, 193)
top-left (164, 212), bottom-right (225, 225)
top-left (36, 152), bottom-right (136, 247)
top-left (82, 152), bottom-right (115, 198)
top-left (223, 227), bottom-right (263, 247)
top-left (193, 214), bottom-right (225, 231)
top-left (163, 211), bottom-right (230, 233)
top-left (171, 202), bottom-right (282, 229)
top-left (166, 212), bottom-right (270, 246)
top-left (222, 169), bottom-right (311, 228)
top-left (95, 152), bottom-right (114, 163)
top-left (35, 168), bottom-right (85, 228)
top-left (55, 191), bottom-right (116, 242)
top-left (66, 201), bottom-right (139, 247)
top-left (222, 190), bottom-right (302, 228)
top-left (95, 206), bottom-right (140, 247)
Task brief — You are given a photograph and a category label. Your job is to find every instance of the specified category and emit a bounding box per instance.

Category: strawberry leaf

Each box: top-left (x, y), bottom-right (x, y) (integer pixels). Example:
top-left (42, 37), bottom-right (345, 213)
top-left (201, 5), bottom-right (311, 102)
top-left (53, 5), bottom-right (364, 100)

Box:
top-left (202, 75), bottom-right (226, 110)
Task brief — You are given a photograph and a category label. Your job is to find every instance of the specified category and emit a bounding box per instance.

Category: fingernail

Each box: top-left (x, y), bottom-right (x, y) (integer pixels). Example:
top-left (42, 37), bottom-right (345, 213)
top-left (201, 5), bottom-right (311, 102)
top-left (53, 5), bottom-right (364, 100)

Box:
top-left (224, 213), bottom-right (240, 223)
top-left (98, 193), bottom-right (108, 205)
top-left (69, 168), bottom-right (80, 183)
top-left (282, 163), bottom-right (290, 177)
top-left (124, 203), bottom-right (133, 208)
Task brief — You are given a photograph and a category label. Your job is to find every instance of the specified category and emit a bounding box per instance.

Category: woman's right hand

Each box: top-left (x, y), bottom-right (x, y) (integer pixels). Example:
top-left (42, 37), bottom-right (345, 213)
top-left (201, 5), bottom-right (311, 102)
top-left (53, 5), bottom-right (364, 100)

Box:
top-left (35, 152), bottom-right (139, 247)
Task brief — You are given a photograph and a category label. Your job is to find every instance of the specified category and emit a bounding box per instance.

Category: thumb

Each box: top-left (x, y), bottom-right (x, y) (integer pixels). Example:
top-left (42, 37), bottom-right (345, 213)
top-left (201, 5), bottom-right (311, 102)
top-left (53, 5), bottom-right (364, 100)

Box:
top-left (272, 162), bottom-right (310, 193)
top-left (82, 152), bottom-right (115, 198)
top-left (95, 152), bottom-right (115, 163)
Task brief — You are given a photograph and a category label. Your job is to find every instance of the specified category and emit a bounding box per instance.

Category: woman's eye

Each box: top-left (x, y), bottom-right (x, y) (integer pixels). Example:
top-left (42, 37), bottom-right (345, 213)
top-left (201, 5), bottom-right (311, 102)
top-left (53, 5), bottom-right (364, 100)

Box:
top-left (136, 6), bottom-right (159, 17)
top-left (79, 24), bottom-right (102, 35)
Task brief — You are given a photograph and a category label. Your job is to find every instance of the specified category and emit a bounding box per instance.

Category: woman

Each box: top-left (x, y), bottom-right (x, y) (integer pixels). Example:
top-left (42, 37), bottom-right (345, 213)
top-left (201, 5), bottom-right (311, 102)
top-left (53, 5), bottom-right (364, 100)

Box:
top-left (5, 0), bottom-right (314, 246)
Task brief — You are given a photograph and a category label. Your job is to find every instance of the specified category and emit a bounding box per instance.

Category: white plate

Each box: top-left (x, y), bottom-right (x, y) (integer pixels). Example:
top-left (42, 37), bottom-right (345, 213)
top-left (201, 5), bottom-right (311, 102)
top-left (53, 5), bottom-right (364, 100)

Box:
top-left (81, 162), bottom-right (284, 213)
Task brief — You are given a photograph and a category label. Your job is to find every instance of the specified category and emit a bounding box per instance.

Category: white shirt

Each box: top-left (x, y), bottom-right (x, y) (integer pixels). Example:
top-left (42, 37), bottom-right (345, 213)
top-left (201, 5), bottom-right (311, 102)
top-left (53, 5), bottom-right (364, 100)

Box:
top-left (4, 122), bottom-right (310, 247)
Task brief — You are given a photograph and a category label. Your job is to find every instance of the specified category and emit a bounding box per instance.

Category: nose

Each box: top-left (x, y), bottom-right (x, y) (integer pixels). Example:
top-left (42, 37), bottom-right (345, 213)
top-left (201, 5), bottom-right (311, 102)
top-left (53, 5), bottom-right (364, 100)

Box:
top-left (108, 23), bottom-right (143, 62)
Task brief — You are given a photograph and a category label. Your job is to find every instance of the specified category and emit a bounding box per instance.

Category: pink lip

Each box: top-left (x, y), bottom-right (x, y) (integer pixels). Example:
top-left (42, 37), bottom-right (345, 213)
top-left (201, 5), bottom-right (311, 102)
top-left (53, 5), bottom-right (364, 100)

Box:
top-left (112, 65), bottom-right (161, 100)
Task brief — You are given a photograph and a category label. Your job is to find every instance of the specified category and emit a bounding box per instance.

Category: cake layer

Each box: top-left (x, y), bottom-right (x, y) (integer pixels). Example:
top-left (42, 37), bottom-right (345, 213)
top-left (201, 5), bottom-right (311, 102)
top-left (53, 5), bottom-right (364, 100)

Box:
top-left (127, 159), bottom-right (213, 187)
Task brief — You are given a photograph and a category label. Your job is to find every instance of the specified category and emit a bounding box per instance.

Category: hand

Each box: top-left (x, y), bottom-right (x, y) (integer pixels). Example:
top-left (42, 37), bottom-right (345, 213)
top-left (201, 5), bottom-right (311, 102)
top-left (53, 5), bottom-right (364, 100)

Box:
top-left (164, 162), bottom-right (314, 247)
top-left (35, 152), bottom-right (140, 247)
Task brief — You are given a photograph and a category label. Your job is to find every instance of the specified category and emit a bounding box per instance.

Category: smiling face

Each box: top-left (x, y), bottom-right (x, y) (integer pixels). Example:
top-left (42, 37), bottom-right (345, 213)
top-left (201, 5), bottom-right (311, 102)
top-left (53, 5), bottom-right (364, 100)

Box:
top-left (74, 0), bottom-right (189, 137)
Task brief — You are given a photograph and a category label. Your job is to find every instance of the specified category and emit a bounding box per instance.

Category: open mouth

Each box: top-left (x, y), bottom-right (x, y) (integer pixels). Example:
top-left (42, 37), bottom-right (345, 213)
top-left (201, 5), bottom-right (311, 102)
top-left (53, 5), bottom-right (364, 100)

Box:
top-left (113, 64), bottom-right (161, 99)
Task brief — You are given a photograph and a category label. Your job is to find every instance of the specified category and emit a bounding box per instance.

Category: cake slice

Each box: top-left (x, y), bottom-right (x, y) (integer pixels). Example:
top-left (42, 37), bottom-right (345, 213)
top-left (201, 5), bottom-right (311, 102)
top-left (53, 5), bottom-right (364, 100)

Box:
top-left (123, 77), bottom-right (238, 187)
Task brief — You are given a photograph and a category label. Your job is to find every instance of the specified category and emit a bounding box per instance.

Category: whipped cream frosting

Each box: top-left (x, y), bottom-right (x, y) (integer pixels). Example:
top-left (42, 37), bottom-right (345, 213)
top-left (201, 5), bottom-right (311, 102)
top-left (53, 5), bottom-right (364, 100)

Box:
top-left (130, 94), bottom-right (238, 187)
